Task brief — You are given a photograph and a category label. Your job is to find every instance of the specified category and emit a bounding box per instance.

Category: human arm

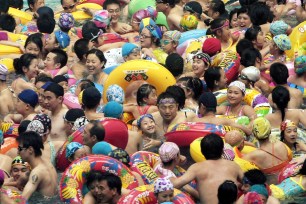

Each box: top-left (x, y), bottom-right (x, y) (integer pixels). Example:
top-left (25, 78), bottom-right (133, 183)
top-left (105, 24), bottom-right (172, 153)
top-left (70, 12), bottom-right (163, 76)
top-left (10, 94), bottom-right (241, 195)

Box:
top-left (113, 23), bottom-right (133, 34)
top-left (142, 138), bottom-right (163, 151)
top-left (3, 114), bottom-right (23, 123)
top-left (83, 192), bottom-right (96, 204)
top-left (297, 5), bottom-right (306, 22)
top-left (171, 163), bottom-right (198, 189)
top-left (180, 183), bottom-right (199, 200)
top-left (21, 170), bottom-right (41, 200)
top-left (98, 42), bottom-right (126, 52)
top-left (55, 66), bottom-right (69, 76)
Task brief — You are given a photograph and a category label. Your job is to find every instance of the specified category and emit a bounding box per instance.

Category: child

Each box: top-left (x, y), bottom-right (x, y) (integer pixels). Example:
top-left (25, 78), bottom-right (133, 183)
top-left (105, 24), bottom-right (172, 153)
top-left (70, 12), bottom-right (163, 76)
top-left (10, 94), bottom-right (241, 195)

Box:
top-left (58, 12), bottom-right (75, 34)
top-left (43, 48), bottom-right (68, 77)
top-left (122, 43), bottom-right (141, 61)
top-left (154, 177), bottom-right (174, 204)
top-left (66, 142), bottom-right (90, 162)
top-left (53, 75), bottom-right (69, 93)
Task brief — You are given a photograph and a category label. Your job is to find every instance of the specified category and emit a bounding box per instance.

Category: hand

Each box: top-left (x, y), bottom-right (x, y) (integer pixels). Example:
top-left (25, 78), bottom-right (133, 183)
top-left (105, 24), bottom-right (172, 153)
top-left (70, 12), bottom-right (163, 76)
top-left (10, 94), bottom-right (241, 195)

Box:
top-left (143, 138), bottom-right (160, 150)
top-left (82, 7), bottom-right (93, 16)
top-left (3, 115), bottom-right (13, 123)
top-left (16, 171), bottom-right (30, 190)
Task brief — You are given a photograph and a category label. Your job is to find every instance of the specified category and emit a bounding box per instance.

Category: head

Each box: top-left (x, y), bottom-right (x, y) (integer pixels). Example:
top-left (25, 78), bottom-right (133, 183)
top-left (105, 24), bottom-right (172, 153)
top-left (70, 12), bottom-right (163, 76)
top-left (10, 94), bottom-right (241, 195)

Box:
top-left (44, 48), bottom-right (68, 70)
top-left (252, 117), bottom-right (271, 140)
top-left (60, 0), bottom-right (77, 13)
top-left (13, 53), bottom-right (38, 79)
top-left (10, 156), bottom-right (31, 182)
top-left (136, 84), bottom-right (157, 106)
top-left (208, 18), bottom-right (231, 42)
top-left (271, 34), bottom-right (291, 54)
top-left (249, 184), bottom-right (269, 203)
top-left (43, 82), bottom-right (64, 111)
top-left (131, 7), bottom-right (157, 31)
top-left (74, 38), bottom-right (90, 61)
top-left (36, 6), bottom-right (55, 34)
top-left (63, 108), bottom-right (85, 136)
top-left (83, 120), bottom-right (105, 148)
top-left (161, 30), bottom-right (181, 54)
top-left (108, 148), bottom-right (130, 167)
top-left (27, 114), bottom-right (51, 140)
top-left (139, 18), bottom-right (162, 48)
top-left (207, 0), bottom-right (227, 20)
top-left (58, 12), bottom-right (75, 32)
top-left (106, 84), bottom-right (125, 104)
top-left (0, 0), bottom-right (9, 14)
top-left (103, 0), bottom-right (121, 24)
top-left (53, 75), bottom-right (68, 93)
top-left (192, 52), bottom-right (211, 78)
top-left (34, 74), bottom-right (53, 106)
top-left (103, 101), bottom-right (123, 119)
top-left (75, 79), bottom-right (95, 97)
top-left (240, 47), bottom-right (262, 68)
top-left (236, 39), bottom-right (254, 57)
top-left (270, 20), bottom-right (289, 36)
top-left (165, 85), bottom-right (186, 110)
top-left (86, 49), bottom-right (107, 75)
top-left (165, 53), bottom-right (184, 78)
top-left (204, 66), bottom-right (227, 91)
top-left (270, 62), bottom-right (288, 85)
top-left (198, 92), bottom-right (218, 115)
top-left (201, 133), bottom-right (224, 159)
top-left (245, 26), bottom-right (265, 49)
top-left (27, 0), bottom-right (45, 12)
top-left (229, 8), bottom-right (239, 28)
top-left (121, 43), bottom-right (141, 61)
top-left (224, 130), bottom-right (245, 151)
top-left (242, 169), bottom-right (267, 193)
top-left (295, 56), bottom-right (306, 76)
top-left (0, 14), bottom-right (16, 32)
top-left (81, 21), bottom-right (100, 46)
top-left (227, 81), bottom-right (246, 105)
top-left (154, 177), bottom-right (174, 203)
top-left (137, 114), bottom-right (156, 135)
top-left (18, 120), bottom-right (31, 135)
top-left (176, 77), bottom-right (203, 100)
top-left (202, 38), bottom-right (221, 57)
top-left (183, 1), bottom-right (203, 19)
top-left (156, 0), bottom-right (176, 13)
top-left (280, 120), bottom-right (297, 145)
top-left (157, 92), bottom-right (179, 122)
top-left (239, 66), bottom-right (260, 87)
top-left (271, 86), bottom-right (290, 121)
top-left (17, 131), bottom-right (44, 161)
top-left (92, 141), bottom-right (113, 156)
top-left (159, 142), bottom-right (181, 166)
top-left (93, 10), bottom-right (111, 30)
top-left (82, 86), bottom-right (101, 110)
top-left (24, 33), bottom-right (43, 57)
top-left (17, 89), bottom-right (39, 114)
top-left (218, 180), bottom-right (238, 204)
top-left (66, 142), bottom-right (88, 161)
top-left (237, 6), bottom-right (252, 29)
top-left (179, 14), bottom-right (198, 31)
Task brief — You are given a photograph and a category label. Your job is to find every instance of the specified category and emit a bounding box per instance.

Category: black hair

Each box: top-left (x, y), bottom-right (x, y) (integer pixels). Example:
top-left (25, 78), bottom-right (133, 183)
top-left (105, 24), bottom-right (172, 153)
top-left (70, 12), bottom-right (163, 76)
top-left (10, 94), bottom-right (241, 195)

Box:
top-left (229, 8), bottom-right (239, 28)
top-left (0, 0), bottom-right (9, 14)
top-left (103, 0), bottom-right (120, 9)
top-left (157, 91), bottom-right (178, 105)
top-left (79, 79), bottom-right (95, 92)
top-left (198, 92), bottom-right (217, 112)
top-left (49, 48), bottom-right (68, 68)
top-left (60, 0), bottom-right (77, 4)
top-left (237, 6), bottom-right (250, 18)
top-left (25, 33), bottom-right (43, 54)
top-left (177, 77), bottom-right (203, 100)
top-left (64, 108), bottom-right (85, 123)
top-left (27, 0), bottom-right (37, 11)
top-left (204, 66), bottom-right (223, 91)
top-left (136, 84), bottom-right (156, 106)
top-left (165, 53), bottom-right (184, 77)
top-left (82, 87), bottom-right (101, 109)
top-left (244, 26), bottom-right (261, 42)
top-left (37, 14), bottom-right (55, 34)
top-left (244, 169), bottom-right (267, 184)
top-left (34, 73), bottom-right (54, 85)
top-left (299, 159), bottom-right (306, 175)
top-left (201, 133), bottom-right (224, 159)
top-left (218, 180), bottom-right (238, 204)
top-left (9, 0), bottom-right (23, 10)
top-left (0, 14), bottom-right (16, 32)
top-left (18, 120), bottom-right (31, 135)
top-left (13, 53), bottom-right (37, 75)
top-left (86, 49), bottom-right (107, 69)
top-left (210, 0), bottom-right (228, 19)
top-left (74, 39), bottom-right (90, 61)
top-left (165, 85), bottom-right (186, 110)
top-left (82, 21), bottom-right (100, 41)
top-left (53, 75), bottom-right (68, 84)
top-left (17, 131), bottom-right (44, 156)
top-left (89, 120), bottom-right (105, 142)
top-left (249, 2), bottom-right (273, 26)
top-left (272, 86), bottom-right (290, 122)
top-left (207, 18), bottom-right (228, 36)
top-left (239, 0), bottom-right (258, 6)
top-left (44, 82), bottom-right (64, 97)
top-left (236, 39), bottom-right (254, 56)
top-left (270, 63), bottom-right (289, 85)
top-left (240, 47), bottom-right (262, 67)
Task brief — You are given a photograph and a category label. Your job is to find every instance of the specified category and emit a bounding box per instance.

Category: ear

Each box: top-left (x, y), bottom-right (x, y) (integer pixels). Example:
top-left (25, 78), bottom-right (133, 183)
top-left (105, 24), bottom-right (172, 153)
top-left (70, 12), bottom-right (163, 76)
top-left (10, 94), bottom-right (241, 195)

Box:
top-left (92, 135), bottom-right (97, 142)
top-left (54, 63), bottom-right (61, 69)
top-left (58, 96), bottom-right (63, 102)
top-left (216, 30), bottom-right (222, 36)
top-left (214, 80), bottom-right (219, 87)
top-left (143, 97), bottom-right (149, 103)
top-left (173, 41), bottom-right (178, 48)
top-left (28, 146), bottom-right (34, 155)
top-left (22, 66), bottom-right (28, 73)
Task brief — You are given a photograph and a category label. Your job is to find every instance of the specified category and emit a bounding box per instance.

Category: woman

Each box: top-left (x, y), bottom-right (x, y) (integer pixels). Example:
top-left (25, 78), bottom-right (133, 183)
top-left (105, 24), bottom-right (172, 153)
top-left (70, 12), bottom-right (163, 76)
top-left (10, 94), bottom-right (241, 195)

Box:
top-left (190, 52), bottom-right (211, 80)
top-left (208, 18), bottom-right (234, 51)
top-left (237, 6), bottom-right (252, 30)
top-left (229, 8), bottom-right (239, 28)
top-left (244, 26), bottom-right (265, 50)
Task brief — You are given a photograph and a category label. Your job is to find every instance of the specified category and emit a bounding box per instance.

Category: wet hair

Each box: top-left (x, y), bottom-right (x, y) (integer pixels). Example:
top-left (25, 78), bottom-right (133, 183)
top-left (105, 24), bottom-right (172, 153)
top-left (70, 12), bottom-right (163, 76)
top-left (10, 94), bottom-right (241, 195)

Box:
top-left (0, 14), bottom-right (16, 32)
top-left (166, 85), bottom-right (186, 110)
top-left (299, 159), bottom-right (306, 175)
top-left (78, 79), bottom-right (95, 92)
top-left (18, 120), bottom-right (31, 134)
top-left (204, 66), bottom-right (223, 91)
top-left (86, 49), bottom-right (107, 69)
top-left (236, 39), bottom-right (254, 56)
top-left (49, 48), bottom-right (68, 68)
top-left (177, 77), bottom-right (203, 100)
top-left (157, 91), bottom-right (178, 105)
top-left (239, 0), bottom-right (258, 6)
top-left (13, 53), bottom-right (37, 75)
top-left (9, 0), bottom-right (23, 10)
top-left (270, 63), bottom-right (289, 85)
top-left (210, 0), bottom-right (228, 19)
top-left (244, 26), bottom-right (261, 42)
top-left (165, 53), bottom-right (184, 77)
top-left (81, 21), bottom-right (101, 41)
top-left (88, 120), bottom-right (105, 142)
top-left (60, 0), bottom-right (77, 5)
top-left (244, 169), bottom-right (267, 184)
top-left (34, 73), bottom-right (53, 85)
top-left (82, 87), bottom-right (101, 109)
top-left (229, 8), bottom-right (239, 28)
top-left (17, 131), bottom-right (44, 156)
top-left (25, 33), bottom-right (43, 54)
top-left (218, 180), bottom-right (238, 204)
top-left (86, 171), bottom-right (122, 195)
top-left (249, 2), bottom-right (273, 26)
top-left (207, 18), bottom-right (228, 36)
top-left (74, 39), bottom-right (90, 61)
top-left (237, 6), bottom-right (251, 18)
top-left (272, 86), bottom-right (290, 122)
top-left (37, 14), bottom-right (55, 34)
top-left (240, 47), bottom-right (262, 67)
top-left (0, 0), bottom-right (9, 14)
top-left (44, 82), bottom-right (64, 97)
top-left (201, 133), bottom-right (224, 159)
top-left (27, 0), bottom-right (38, 11)
top-left (103, 0), bottom-right (120, 9)
top-left (136, 84), bottom-right (156, 106)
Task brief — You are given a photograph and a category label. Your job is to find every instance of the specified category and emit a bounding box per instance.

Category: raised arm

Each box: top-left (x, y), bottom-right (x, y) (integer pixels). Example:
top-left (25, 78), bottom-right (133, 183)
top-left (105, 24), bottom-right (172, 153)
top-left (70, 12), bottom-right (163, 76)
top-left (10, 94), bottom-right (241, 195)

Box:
top-left (171, 163), bottom-right (198, 189)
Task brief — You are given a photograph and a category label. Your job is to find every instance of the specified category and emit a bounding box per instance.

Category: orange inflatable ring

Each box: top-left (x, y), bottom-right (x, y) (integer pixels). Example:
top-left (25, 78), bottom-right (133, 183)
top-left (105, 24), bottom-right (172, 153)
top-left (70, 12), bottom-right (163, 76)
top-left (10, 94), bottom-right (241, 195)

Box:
top-left (118, 185), bottom-right (195, 204)
top-left (0, 137), bottom-right (18, 154)
top-left (60, 155), bottom-right (139, 203)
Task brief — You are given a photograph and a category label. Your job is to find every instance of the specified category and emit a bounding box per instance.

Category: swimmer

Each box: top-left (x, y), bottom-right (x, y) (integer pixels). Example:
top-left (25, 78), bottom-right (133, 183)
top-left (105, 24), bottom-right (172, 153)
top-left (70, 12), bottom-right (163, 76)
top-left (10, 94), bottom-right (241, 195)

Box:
top-left (65, 142), bottom-right (90, 162)
top-left (154, 177), bottom-right (175, 204)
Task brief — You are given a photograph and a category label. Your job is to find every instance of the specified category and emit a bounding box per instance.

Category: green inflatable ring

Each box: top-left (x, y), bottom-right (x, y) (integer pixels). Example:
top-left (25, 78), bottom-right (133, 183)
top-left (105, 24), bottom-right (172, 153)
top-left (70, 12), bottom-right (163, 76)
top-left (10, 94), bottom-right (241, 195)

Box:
top-left (128, 0), bottom-right (156, 17)
top-left (155, 12), bottom-right (169, 30)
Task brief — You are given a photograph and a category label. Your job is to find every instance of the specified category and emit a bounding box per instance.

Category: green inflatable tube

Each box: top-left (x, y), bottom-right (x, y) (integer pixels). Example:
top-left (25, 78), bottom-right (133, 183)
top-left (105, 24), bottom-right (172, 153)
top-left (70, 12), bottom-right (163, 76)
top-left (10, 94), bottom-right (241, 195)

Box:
top-left (128, 0), bottom-right (156, 17)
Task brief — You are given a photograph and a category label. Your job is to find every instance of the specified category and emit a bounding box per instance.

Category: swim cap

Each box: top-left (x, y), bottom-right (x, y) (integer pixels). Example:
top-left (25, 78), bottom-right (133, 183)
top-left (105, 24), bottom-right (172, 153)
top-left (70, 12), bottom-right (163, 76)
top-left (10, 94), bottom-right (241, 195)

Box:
top-left (241, 66), bottom-right (260, 83)
top-left (66, 142), bottom-right (84, 159)
top-left (228, 81), bottom-right (246, 95)
top-left (159, 142), bottom-right (179, 162)
top-left (180, 14), bottom-right (198, 31)
top-left (106, 84), bottom-right (125, 104)
top-left (122, 43), bottom-right (139, 57)
top-left (12, 156), bottom-right (31, 170)
top-left (243, 192), bottom-right (263, 204)
top-left (92, 141), bottom-right (112, 155)
top-left (163, 30), bottom-right (181, 42)
top-left (198, 92), bottom-right (217, 109)
top-left (250, 184), bottom-right (269, 198)
top-left (0, 64), bottom-right (8, 80)
top-left (280, 120), bottom-right (296, 131)
top-left (202, 38), bottom-right (222, 57)
top-left (108, 148), bottom-right (130, 166)
top-left (137, 113), bottom-right (155, 128)
top-left (270, 21), bottom-right (288, 36)
top-left (295, 55), bottom-right (306, 75)
top-left (18, 89), bottom-right (39, 108)
top-left (193, 52), bottom-right (211, 66)
top-left (93, 10), bottom-right (110, 29)
top-left (132, 6), bottom-right (157, 22)
top-left (221, 143), bottom-right (235, 161)
top-left (58, 13), bottom-right (75, 30)
top-left (252, 117), bottom-right (271, 140)
top-left (224, 130), bottom-right (244, 147)
top-left (33, 114), bottom-right (52, 132)
top-left (183, 1), bottom-right (203, 17)
top-left (154, 177), bottom-right (174, 194)
top-left (55, 30), bottom-right (70, 49)
top-left (72, 116), bottom-right (89, 131)
top-left (273, 34), bottom-right (291, 51)
top-left (26, 120), bottom-right (45, 137)
top-left (103, 101), bottom-right (123, 119)
top-left (139, 18), bottom-right (162, 40)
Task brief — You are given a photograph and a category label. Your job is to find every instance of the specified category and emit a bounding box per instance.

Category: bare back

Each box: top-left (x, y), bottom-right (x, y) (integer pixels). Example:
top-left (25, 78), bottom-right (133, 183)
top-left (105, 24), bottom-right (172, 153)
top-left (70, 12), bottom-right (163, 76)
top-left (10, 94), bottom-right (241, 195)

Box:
top-left (265, 109), bottom-right (306, 128)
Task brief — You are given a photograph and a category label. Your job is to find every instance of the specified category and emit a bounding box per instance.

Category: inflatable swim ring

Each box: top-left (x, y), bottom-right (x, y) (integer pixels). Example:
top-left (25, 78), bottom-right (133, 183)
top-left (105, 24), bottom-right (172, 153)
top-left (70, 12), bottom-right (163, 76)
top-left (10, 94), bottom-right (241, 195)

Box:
top-left (63, 92), bottom-right (81, 109)
top-left (76, 2), bottom-right (102, 10)
top-left (60, 155), bottom-right (139, 203)
top-left (8, 7), bottom-right (33, 25)
top-left (128, 0), bottom-right (156, 18)
top-left (0, 58), bottom-right (14, 73)
top-left (118, 185), bottom-right (195, 204)
top-left (0, 45), bottom-right (22, 55)
top-left (178, 29), bottom-right (207, 45)
top-left (285, 21), bottom-right (306, 60)
top-left (79, 0), bottom-right (105, 5)
top-left (278, 163), bottom-right (302, 183)
top-left (0, 122), bottom-right (19, 138)
top-left (0, 188), bottom-right (27, 204)
top-left (7, 32), bottom-right (28, 42)
top-left (0, 137), bottom-right (18, 154)
top-left (102, 60), bottom-right (176, 103)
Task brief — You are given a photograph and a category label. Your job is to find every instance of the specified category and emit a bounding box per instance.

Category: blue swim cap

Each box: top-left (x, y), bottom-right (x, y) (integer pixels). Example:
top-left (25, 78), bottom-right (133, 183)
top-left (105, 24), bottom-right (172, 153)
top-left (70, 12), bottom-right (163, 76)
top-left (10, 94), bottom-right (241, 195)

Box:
top-left (92, 141), bottom-right (112, 155)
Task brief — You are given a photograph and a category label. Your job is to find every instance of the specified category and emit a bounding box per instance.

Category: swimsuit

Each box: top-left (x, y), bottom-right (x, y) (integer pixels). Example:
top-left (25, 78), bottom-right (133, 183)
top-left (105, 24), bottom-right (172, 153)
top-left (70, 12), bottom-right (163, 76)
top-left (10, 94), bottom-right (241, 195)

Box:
top-left (137, 105), bottom-right (151, 116)
top-left (225, 105), bottom-right (245, 117)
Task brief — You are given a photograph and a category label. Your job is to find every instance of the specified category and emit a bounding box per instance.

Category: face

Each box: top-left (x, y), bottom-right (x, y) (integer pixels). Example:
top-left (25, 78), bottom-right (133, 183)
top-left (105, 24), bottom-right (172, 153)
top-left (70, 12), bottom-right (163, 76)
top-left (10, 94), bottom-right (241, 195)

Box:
top-left (44, 52), bottom-right (58, 70)
top-left (140, 28), bottom-right (153, 48)
top-left (161, 36), bottom-right (176, 54)
top-left (64, 119), bottom-right (74, 136)
top-left (32, 0), bottom-right (45, 12)
top-left (16, 98), bottom-right (29, 114)
top-left (59, 81), bottom-right (69, 93)
top-left (86, 53), bottom-right (104, 75)
top-left (238, 13), bottom-right (252, 29)
top-left (126, 49), bottom-right (141, 61)
top-left (218, 69), bottom-right (227, 89)
top-left (24, 59), bottom-right (39, 79)
top-left (45, 34), bottom-right (58, 51)
top-left (220, 25), bottom-right (231, 41)
top-left (255, 31), bottom-right (265, 48)
top-left (17, 143), bottom-right (30, 162)
top-left (156, 1), bottom-right (167, 12)
top-left (25, 42), bottom-right (40, 56)
top-left (89, 180), bottom-right (116, 203)
top-left (284, 126), bottom-right (298, 144)
top-left (158, 100), bottom-right (178, 122)
top-left (198, 0), bottom-right (211, 13)
top-left (140, 117), bottom-right (156, 135)
top-left (83, 123), bottom-right (94, 147)
top-left (11, 165), bottom-right (30, 181)
top-left (72, 147), bottom-right (89, 161)
top-left (144, 89), bottom-right (158, 105)
top-left (227, 86), bottom-right (244, 105)
top-left (192, 58), bottom-right (207, 77)
top-left (44, 91), bottom-right (62, 111)
top-left (157, 190), bottom-right (174, 203)
top-left (36, 83), bottom-right (46, 107)
top-left (62, 0), bottom-right (77, 13)
top-left (131, 17), bottom-right (140, 31)
top-left (106, 3), bottom-right (120, 23)
top-left (230, 13), bottom-right (239, 28)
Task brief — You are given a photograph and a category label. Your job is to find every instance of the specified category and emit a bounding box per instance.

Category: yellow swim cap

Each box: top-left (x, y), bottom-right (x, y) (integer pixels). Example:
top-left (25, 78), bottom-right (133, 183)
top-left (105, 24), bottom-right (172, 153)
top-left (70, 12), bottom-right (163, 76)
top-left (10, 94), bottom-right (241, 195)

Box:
top-left (78, 90), bottom-right (84, 105)
top-left (252, 117), bottom-right (271, 140)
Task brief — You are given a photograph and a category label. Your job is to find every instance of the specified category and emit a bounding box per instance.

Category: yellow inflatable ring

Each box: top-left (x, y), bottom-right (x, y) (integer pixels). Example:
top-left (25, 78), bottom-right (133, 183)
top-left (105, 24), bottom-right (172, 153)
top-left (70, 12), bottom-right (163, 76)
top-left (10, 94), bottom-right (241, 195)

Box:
top-left (8, 7), bottom-right (33, 25)
top-left (285, 21), bottom-right (306, 60)
top-left (0, 58), bottom-right (14, 73)
top-left (76, 3), bottom-right (102, 10)
top-left (56, 3), bottom-right (102, 21)
top-left (102, 60), bottom-right (176, 103)
top-left (0, 45), bottom-right (22, 55)
top-left (7, 32), bottom-right (28, 42)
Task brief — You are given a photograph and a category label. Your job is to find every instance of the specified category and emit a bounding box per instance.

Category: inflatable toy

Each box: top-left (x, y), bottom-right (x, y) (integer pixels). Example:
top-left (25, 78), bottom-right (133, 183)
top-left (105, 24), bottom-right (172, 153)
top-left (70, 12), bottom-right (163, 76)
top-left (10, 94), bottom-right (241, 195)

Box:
top-left (0, 137), bottom-right (18, 154)
top-left (278, 162), bottom-right (302, 183)
top-left (0, 58), bottom-right (14, 73)
top-left (178, 29), bottom-right (207, 45)
top-left (165, 122), bottom-right (226, 147)
top-left (55, 11), bottom-right (92, 21)
top-left (153, 48), bottom-right (168, 65)
top-left (285, 21), bottom-right (306, 60)
top-left (63, 92), bottom-right (81, 109)
top-left (128, 0), bottom-right (156, 18)
top-left (8, 7), bottom-right (33, 25)
top-left (1, 122), bottom-right (19, 138)
top-left (60, 155), bottom-right (139, 203)
top-left (0, 45), bottom-right (22, 55)
top-left (211, 50), bottom-right (240, 83)
top-left (76, 2), bottom-right (102, 10)
top-left (102, 60), bottom-right (176, 103)
top-left (7, 32), bottom-right (28, 42)
top-left (155, 12), bottom-right (169, 30)
top-left (118, 185), bottom-right (195, 204)
top-left (0, 189), bottom-right (27, 204)
top-left (79, 0), bottom-right (105, 5)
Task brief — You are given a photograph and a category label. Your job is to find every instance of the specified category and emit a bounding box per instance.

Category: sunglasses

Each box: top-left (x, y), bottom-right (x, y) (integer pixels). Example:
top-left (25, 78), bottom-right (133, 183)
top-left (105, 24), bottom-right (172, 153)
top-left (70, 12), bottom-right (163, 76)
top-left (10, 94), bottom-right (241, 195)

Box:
top-left (63, 4), bottom-right (76, 10)
top-left (160, 39), bottom-right (172, 45)
top-left (18, 145), bottom-right (28, 152)
top-left (139, 34), bottom-right (152, 39)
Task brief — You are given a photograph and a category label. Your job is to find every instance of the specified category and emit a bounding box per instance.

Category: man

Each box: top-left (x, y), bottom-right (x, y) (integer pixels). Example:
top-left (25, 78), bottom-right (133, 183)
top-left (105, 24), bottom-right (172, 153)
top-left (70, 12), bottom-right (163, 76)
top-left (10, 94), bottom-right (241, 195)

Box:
top-left (44, 82), bottom-right (68, 141)
top-left (82, 87), bottom-right (104, 121)
top-left (82, 120), bottom-right (105, 149)
top-left (172, 133), bottom-right (244, 203)
top-left (84, 171), bottom-right (122, 204)
top-left (17, 131), bottom-right (57, 200)
top-left (0, 64), bottom-right (15, 117)
top-left (63, 108), bottom-right (85, 136)
top-left (156, 0), bottom-right (183, 30)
